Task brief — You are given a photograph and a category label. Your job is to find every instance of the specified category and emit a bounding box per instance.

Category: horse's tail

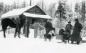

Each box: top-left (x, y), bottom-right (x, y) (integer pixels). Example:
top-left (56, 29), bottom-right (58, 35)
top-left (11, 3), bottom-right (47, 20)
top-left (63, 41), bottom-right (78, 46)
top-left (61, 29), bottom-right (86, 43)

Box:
top-left (1, 19), bottom-right (4, 27)
top-left (1, 19), bottom-right (3, 25)
top-left (1, 19), bottom-right (8, 30)
top-left (1, 19), bottom-right (4, 31)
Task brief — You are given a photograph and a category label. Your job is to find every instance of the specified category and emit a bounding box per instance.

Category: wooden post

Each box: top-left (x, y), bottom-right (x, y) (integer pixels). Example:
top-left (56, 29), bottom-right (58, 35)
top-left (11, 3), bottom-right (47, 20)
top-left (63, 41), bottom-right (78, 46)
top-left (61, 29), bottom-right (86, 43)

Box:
top-left (34, 27), bottom-right (38, 38)
top-left (24, 17), bottom-right (30, 38)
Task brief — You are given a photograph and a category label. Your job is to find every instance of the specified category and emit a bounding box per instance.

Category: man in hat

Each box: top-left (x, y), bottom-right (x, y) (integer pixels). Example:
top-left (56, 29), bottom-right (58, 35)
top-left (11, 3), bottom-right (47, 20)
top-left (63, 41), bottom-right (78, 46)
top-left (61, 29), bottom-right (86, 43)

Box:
top-left (44, 19), bottom-right (55, 39)
top-left (65, 21), bottom-right (72, 36)
top-left (45, 19), bottom-right (53, 34)
top-left (63, 21), bottom-right (73, 43)
top-left (71, 19), bottom-right (82, 45)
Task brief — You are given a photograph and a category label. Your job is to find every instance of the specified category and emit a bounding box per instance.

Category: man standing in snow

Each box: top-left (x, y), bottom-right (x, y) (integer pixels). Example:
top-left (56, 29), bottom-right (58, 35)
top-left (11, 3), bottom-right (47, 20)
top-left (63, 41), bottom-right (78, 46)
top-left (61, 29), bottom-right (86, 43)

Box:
top-left (71, 19), bottom-right (83, 45)
top-left (64, 21), bottom-right (72, 43)
top-left (65, 21), bottom-right (72, 36)
top-left (44, 19), bottom-right (55, 40)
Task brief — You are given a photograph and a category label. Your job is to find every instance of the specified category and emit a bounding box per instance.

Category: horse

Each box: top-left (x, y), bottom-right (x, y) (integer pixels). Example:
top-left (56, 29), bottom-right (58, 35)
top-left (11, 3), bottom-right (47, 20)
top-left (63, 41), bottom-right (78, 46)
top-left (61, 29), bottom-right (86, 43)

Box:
top-left (1, 14), bottom-right (25, 38)
top-left (59, 29), bottom-right (71, 43)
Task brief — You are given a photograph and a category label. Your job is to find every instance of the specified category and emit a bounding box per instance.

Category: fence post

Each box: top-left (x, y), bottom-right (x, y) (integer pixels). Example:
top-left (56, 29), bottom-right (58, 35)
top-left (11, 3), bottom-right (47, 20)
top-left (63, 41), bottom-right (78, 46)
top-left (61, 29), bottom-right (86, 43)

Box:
top-left (24, 17), bottom-right (30, 38)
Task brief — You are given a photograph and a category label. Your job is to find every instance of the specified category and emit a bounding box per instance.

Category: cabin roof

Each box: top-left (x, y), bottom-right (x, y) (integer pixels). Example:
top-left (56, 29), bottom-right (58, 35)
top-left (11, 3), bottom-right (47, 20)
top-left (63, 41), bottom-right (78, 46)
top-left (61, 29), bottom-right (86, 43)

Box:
top-left (1, 5), bottom-right (48, 19)
top-left (23, 13), bottom-right (52, 19)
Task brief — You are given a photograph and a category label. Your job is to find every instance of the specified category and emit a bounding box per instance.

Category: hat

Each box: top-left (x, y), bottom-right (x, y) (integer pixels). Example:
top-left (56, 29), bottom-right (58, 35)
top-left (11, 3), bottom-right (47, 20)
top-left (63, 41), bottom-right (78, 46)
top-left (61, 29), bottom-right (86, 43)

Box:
top-left (68, 21), bottom-right (71, 23)
top-left (75, 19), bottom-right (78, 22)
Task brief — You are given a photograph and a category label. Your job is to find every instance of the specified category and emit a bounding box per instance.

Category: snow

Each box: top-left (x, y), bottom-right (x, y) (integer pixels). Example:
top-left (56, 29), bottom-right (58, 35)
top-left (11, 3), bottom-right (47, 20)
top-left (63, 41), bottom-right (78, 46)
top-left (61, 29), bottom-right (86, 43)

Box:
top-left (23, 13), bottom-right (52, 19)
top-left (1, 5), bottom-right (52, 20)
top-left (1, 5), bottom-right (35, 19)
top-left (0, 29), bottom-right (86, 53)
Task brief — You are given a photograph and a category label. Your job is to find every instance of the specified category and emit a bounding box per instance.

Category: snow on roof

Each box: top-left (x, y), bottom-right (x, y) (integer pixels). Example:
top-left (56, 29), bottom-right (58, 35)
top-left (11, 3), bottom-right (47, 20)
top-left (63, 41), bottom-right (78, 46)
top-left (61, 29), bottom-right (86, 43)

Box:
top-left (23, 12), bottom-right (52, 19)
top-left (1, 5), bottom-right (35, 19)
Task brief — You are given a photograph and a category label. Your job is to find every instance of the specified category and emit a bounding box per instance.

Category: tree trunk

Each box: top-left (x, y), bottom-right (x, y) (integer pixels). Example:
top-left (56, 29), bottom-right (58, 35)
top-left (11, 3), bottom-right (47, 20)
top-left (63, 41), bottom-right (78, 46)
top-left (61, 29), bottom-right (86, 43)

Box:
top-left (81, 1), bottom-right (85, 27)
top-left (60, 13), bottom-right (62, 29)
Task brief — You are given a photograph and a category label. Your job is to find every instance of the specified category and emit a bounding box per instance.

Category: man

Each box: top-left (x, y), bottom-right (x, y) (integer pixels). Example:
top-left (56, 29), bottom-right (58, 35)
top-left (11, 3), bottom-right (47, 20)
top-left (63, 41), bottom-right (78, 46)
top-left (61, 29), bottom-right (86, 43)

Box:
top-left (71, 19), bottom-right (82, 45)
top-left (45, 19), bottom-right (55, 35)
top-left (65, 21), bottom-right (72, 33)
top-left (44, 19), bottom-right (55, 40)
top-left (63, 21), bottom-right (72, 43)
top-left (65, 21), bottom-right (72, 35)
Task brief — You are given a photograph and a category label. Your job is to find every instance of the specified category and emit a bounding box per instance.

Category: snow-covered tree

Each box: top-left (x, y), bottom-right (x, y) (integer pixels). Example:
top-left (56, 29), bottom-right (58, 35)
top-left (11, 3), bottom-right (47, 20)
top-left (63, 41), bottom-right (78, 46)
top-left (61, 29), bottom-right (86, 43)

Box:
top-left (55, 0), bottom-right (66, 21)
top-left (55, 0), bottom-right (67, 28)
top-left (48, 3), bottom-right (56, 18)
top-left (22, 1), bottom-right (27, 8)
top-left (81, 1), bottom-right (85, 23)
top-left (0, 2), bottom-right (4, 13)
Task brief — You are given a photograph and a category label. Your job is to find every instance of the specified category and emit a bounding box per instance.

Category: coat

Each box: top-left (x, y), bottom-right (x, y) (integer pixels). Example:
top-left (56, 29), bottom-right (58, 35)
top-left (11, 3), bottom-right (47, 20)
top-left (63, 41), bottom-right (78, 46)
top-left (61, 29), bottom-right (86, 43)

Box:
top-left (65, 23), bottom-right (72, 35)
top-left (71, 22), bottom-right (82, 41)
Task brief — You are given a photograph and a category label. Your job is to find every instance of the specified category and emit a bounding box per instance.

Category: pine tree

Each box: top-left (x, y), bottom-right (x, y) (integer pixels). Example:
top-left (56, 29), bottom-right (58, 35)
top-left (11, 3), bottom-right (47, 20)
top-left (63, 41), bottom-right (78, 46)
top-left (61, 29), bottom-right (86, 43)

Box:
top-left (55, 1), bottom-right (66, 28)
top-left (74, 2), bottom-right (81, 19)
top-left (22, 1), bottom-right (27, 8)
top-left (55, 1), bottom-right (66, 21)
top-left (0, 2), bottom-right (3, 13)
top-left (48, 3), bottom-right (56, 17)
top-left (81, 1), bottom-right (85, 23)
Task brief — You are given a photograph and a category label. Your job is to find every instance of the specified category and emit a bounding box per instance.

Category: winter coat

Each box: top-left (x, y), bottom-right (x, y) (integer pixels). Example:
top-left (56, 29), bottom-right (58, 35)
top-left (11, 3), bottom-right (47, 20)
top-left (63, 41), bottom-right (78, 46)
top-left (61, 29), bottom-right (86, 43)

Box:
top-left (71, 22), bottom-right (82, 41)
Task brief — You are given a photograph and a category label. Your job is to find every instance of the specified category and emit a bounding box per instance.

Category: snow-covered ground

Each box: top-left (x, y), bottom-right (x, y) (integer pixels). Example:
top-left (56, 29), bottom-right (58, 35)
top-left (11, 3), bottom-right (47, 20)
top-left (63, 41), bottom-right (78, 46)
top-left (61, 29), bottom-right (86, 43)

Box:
top-left (0, 29), bottom-right (86, 53)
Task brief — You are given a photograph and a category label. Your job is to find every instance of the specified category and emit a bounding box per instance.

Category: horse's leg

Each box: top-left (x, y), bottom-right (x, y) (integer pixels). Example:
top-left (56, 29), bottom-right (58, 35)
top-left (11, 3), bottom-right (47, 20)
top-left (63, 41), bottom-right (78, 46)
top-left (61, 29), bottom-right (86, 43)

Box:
top-left (26, 26), bottom-right (30, 38)
top-left (2, 26), bottom-right (7, 38)
top-left (23, 24), bottom-right (25, 34)
top-left (3, 30), bottom-right (6, 38)
top-left (18, 27), bottom-right (21, 38)
top-left (14, 28), bottom-right (17, 38)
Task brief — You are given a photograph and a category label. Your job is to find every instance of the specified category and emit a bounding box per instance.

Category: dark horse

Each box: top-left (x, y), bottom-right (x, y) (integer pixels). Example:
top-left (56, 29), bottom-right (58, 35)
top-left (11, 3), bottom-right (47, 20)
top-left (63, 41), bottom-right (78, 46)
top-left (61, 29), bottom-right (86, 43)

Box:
top-left (1, 14), bottom-right (25, 38)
